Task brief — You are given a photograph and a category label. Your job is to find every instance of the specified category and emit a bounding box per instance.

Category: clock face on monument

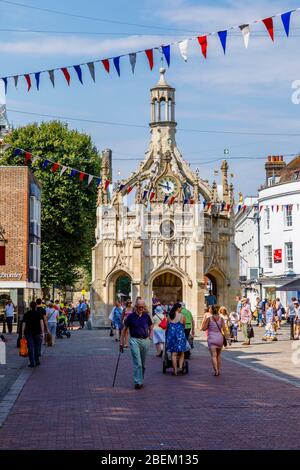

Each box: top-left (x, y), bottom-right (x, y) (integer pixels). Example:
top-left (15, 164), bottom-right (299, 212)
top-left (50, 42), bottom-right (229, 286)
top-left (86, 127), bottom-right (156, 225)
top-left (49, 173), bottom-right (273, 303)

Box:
top-left (157, 176), bottom-right (179, 197)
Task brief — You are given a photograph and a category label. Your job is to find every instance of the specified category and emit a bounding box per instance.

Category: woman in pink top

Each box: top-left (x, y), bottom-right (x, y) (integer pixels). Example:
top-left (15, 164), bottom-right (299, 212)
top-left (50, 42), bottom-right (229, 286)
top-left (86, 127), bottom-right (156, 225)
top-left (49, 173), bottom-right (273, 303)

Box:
top-left (201, 306), bottom-right (226, 376)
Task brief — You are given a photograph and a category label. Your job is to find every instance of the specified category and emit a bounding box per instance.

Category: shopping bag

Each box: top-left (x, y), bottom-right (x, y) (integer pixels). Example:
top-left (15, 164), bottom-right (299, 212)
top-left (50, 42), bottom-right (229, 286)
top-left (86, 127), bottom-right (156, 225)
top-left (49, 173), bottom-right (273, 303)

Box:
top-left (46, 332), bottom-right (53, 347)
top-left (247, 324), bottom-right (254, 339)
top-left (19, 338), bottom-right (28, 357)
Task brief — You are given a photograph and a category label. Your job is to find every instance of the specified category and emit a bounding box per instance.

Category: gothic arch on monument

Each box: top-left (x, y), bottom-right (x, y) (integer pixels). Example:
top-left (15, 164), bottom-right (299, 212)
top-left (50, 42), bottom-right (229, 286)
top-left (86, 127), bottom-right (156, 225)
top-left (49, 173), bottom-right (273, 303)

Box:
top-left (205, 267), bottom-right (227, 308)
top-left (106, 268), bottom-right (133, 309)
top-left (150, 270), bottom-right (184, 305)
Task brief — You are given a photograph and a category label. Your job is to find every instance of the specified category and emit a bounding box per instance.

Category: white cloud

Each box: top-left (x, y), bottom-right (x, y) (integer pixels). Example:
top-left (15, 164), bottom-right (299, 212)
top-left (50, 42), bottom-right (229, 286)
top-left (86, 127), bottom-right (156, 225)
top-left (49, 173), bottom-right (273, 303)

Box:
top-left (0, 34), bottom-right (176, 57)
top-left (156, 0), bottom-right (294, 31)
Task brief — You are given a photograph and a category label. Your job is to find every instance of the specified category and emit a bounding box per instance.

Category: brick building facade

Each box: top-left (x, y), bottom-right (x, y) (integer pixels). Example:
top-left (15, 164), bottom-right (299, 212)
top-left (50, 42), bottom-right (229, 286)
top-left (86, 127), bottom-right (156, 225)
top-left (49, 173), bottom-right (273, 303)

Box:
top-left (0, 166), bottom-right (41, 322)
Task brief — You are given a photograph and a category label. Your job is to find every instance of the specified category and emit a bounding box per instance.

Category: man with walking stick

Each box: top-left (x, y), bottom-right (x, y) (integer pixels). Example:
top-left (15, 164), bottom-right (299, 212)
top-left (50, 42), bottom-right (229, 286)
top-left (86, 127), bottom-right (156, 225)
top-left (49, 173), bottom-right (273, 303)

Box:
top-left (120, 299), bottom-right (153, 390)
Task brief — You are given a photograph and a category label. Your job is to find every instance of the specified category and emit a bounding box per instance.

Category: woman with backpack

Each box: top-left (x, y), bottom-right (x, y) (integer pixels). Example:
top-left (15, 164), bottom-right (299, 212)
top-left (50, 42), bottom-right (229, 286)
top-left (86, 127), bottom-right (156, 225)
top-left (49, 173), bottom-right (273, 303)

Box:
top-left (152, 305), bottom-right (166, 357)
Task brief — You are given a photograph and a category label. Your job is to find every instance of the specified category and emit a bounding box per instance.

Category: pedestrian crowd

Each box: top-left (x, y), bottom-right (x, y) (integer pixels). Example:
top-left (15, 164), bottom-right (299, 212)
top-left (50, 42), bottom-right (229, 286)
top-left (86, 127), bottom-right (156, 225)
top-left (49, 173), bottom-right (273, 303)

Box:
top-left (110, 292), bottom-right (300, 389)
top-left (0, 297), bottom-right (91, 368)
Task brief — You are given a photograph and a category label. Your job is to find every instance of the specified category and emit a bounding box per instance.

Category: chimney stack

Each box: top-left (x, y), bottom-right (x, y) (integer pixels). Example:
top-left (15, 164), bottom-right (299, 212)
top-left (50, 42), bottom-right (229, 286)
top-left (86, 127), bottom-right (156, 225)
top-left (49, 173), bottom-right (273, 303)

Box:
top-left (265, 155), bottom-right (286, 185)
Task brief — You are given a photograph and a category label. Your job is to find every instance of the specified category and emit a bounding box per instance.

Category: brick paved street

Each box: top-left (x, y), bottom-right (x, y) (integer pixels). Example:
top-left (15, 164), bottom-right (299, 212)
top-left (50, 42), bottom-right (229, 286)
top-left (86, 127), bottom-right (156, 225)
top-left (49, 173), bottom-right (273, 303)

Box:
top-left (0, 326), bottom-right (300, 450)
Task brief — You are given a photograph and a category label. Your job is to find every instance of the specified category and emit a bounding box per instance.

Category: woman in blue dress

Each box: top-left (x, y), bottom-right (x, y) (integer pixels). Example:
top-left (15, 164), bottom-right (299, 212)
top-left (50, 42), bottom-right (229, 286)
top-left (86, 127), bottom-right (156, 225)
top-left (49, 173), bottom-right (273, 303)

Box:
top-left (166, 303), bottom-right (189, 375)
top-left (112, 301), bottom-right (123, 342)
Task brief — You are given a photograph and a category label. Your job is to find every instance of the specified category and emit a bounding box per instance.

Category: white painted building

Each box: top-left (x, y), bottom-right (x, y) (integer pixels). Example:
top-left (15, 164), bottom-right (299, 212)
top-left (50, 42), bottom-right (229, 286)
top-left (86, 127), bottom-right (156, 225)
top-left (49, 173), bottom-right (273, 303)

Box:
top-left (235, 155), bottom-right (300, 308)
top-left (235, 196), bottom-right (260, 309)
top-left (258, 155), bottom-right (300, 305)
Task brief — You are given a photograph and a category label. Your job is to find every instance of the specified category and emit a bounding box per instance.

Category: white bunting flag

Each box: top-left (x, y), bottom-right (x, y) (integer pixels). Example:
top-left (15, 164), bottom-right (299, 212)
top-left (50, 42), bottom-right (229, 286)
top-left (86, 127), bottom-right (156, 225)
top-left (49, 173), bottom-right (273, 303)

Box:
top-left (178, 40), bottom-right (189, 61)
top-left (129, 53), bottom-right (137, 74)
top-left (88, 175), bottom-right (94, 186)
top-left (13, 76), bottom-right (19, 88)
top-left (87, 62), bottom-right (95, 82)
top-left (48, 70), bottom-right (55, 88)
top-left (239, 24), bottom-right (250, 49)
top-left (60, 166), bottom-right (67, 176)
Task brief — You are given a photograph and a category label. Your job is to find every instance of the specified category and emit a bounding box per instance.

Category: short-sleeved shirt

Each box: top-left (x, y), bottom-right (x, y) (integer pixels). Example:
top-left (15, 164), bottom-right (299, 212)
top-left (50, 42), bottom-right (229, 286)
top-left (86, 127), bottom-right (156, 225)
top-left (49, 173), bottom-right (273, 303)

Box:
top-left (288, 303), bottom-right (296, 317)
top-left (207, 295), bottom-right (217, 306)
top-left (37, 306), bottom-right (46, 321)
top-left (125, 312), bottom-right (152, 339)
top-left (181, 307), bottom-right (193, 329)
top-left (5, 304), bottom-right (14, 317)
top-left (23, 310), bottom-right (43, 335)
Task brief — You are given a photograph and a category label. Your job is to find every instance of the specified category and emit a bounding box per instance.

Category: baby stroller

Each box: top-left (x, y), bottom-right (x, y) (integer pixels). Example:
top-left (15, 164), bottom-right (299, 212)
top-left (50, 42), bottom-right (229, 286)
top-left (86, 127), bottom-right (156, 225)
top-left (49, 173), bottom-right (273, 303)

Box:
top-left (56, 319), bottom-right (71, 339)
top-left (162, 327), bottom-right (189, 374)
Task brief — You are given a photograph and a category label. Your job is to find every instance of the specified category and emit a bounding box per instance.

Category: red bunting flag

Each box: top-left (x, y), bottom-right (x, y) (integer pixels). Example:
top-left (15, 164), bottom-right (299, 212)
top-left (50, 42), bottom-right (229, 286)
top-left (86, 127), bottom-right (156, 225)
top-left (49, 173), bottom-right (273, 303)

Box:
top-left (102, 59), bottom-right (110, 73)
top-left (197, 36), bottom-right (207, 58)
top-left (150, 191), bottom-right (155, 202)
top-left (127, 186), bottom-right (133, 194)
top-left (207, 202), bottom-right (212, 210)
top-left (262, 17), bottom-right (274, 41)
top-left (61, 67), bottom-right (71, 85)
top-left (243, 205), bottom-right (247, 212)
top-left (145, 49), bottom-right (154, 70)
top-left (24, 74), bottom-right (31, 91)
top-left (276, 205), bottom-right (280, 212)
top-left (25, 152), bottom-right (32, 162)
top-left (259, 205), bottom-right (264, 212)
top-left (51, 163), bottom-right (60, 173)
top-left (226, 204), bottom-right (231, 211)
top-left (104, 180), bottom-right (110, 190)
top-left (79, 172), bottom-right (85, 181)
top-left (168, 196), bottom-right (176, 205)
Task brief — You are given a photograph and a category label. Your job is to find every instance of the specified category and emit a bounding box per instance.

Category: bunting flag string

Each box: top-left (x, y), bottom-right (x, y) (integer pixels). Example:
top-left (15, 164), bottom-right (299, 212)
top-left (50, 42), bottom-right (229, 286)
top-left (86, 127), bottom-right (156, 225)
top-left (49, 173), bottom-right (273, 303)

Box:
top-left (112, 181), bottom-right (300, 213)
top-left (1, 7), bottom-right (299, 94)
top-left (12, 147), bottom-right (106, 189)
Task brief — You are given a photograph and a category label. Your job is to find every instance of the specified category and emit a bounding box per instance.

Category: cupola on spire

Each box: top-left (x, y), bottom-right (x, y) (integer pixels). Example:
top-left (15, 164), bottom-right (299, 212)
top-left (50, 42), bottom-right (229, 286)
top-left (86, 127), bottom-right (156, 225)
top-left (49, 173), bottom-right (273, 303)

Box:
top-left (150, 68), bottom-right (176, 125)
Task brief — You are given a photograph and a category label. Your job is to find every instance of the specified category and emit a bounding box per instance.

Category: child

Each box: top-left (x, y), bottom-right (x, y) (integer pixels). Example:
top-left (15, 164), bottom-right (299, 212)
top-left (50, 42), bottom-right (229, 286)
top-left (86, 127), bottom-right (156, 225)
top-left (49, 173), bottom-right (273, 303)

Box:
top-left (262, 301), bottom-right (277, 341)
top-left (229, 311), bottom-right (239, 342)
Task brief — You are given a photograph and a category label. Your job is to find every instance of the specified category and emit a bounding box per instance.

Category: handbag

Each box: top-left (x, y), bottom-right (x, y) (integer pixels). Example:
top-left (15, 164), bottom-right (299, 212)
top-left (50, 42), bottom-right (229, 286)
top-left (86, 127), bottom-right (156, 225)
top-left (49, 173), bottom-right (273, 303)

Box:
top-left (157, 315), bottom-right (167, 330)
top-left (46, 332), bottom-right (53, 347)
top-left (19, 338), bottom-right (28, 357)
top-left (212, 317), bottom-right (227, 347)
top-left (247, 324), bottom-right (254, 339)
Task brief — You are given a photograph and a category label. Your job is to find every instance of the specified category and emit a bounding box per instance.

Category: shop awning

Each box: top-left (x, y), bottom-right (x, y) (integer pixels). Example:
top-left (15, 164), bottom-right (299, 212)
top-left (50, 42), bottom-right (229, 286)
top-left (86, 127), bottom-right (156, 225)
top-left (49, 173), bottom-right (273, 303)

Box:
top-left (277, 278), bottom-right (300, 291)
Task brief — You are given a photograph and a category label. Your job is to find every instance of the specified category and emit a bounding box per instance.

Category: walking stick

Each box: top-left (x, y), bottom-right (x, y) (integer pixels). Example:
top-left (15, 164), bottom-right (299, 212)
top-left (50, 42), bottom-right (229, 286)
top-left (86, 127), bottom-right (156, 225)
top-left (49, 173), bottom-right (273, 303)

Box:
top-left (112, 350), bottom-right (122, 388)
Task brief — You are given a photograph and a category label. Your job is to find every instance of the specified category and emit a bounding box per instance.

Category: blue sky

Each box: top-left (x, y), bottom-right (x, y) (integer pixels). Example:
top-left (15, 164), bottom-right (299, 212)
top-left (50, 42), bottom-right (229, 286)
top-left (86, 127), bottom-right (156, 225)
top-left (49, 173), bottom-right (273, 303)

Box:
top-left (1, 0), bottom-right (300, 197)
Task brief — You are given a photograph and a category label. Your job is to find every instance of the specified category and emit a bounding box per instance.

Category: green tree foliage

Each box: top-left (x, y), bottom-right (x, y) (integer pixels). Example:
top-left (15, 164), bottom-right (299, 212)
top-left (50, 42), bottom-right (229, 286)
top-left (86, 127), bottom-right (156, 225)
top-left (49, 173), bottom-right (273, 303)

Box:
top-left (0, 121), bottom-right (101, 290)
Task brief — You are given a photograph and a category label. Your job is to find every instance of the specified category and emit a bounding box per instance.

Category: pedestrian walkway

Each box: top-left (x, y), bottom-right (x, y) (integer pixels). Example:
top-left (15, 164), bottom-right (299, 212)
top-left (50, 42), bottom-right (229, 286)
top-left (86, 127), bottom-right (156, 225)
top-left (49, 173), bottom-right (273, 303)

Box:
top-left (0, 327), bottom-right (299, 450)
top-left (0, 333), bottom-right (28, 401)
